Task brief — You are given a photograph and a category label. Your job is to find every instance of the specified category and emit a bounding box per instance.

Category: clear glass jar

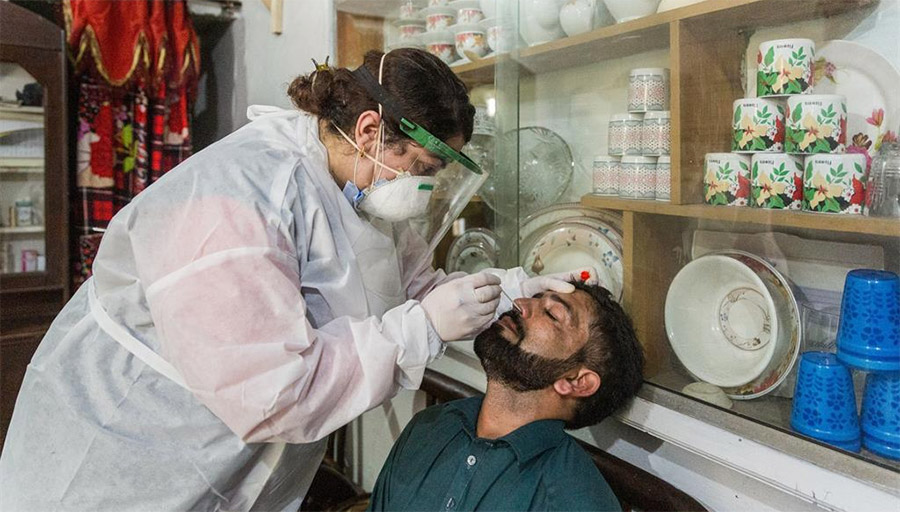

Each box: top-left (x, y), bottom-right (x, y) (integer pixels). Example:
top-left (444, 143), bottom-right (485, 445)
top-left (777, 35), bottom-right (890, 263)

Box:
top-left (865, 140), bottom-right (900, 218)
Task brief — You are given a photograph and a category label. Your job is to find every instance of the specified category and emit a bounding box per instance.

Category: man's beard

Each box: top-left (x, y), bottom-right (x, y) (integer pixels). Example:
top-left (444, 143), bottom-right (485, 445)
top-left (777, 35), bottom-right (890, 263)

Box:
top-left (474, 310), bottom-right (585, 392)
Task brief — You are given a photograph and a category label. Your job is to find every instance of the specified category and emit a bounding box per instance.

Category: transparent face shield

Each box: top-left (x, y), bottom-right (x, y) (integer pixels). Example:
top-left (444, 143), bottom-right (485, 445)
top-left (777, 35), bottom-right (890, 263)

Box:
top-left (347, 59), bottom-right (488, 285)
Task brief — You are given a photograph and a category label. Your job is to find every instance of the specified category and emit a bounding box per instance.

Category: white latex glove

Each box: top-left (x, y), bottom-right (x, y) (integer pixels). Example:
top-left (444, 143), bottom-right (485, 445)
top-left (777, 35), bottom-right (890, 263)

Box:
top-left (421, 271), bottom-right (502, 341)
top-left (520, 266), bottom-right (601, 297)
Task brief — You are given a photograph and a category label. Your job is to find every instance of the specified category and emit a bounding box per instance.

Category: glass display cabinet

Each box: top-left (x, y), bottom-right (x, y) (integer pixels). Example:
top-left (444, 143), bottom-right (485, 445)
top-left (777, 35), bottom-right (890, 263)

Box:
top-left (335, 0), bottom-right (899, 499)
top-left (0, 1), bottom-right (69, 452)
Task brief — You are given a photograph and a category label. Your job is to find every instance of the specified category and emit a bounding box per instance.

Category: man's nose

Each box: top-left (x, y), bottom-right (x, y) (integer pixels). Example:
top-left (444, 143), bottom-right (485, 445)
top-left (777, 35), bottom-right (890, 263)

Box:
top-left (514, 297), bottom-right (537, 317)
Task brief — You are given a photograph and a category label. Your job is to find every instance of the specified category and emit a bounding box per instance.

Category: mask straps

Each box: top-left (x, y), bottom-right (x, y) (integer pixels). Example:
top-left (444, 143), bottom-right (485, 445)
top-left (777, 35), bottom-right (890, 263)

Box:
top-left (372, 53), bottom-right (389, 186)
top-left (331, 122), bottom-right (403, 184)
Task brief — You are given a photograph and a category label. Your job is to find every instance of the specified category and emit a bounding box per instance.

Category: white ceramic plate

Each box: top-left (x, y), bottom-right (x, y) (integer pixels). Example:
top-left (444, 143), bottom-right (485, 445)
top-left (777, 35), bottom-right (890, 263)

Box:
top-left (665, 254), bottom-right (778, 388)
top-left (445, 227), bottom-right (499, 273)
top-left (521, 221), bottom-right (624, 300)
top-left (814, 40), bottom-right (900, 161)
top-left (518, 203), bottom-right (623, 245)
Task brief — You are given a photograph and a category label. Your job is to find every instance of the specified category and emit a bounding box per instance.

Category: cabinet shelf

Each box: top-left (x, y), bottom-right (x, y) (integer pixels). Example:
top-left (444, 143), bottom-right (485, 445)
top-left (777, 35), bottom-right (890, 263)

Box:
top-left (0, 157), bottom-right (43, 168)
top-left (0, 226), bottom-right (44, 235)
top-left (0, 105), bottom-right (44, 124)
top-left (582, 194), bottom-right (900, 237)
top-left (453, 0), bottom-right (873, 80)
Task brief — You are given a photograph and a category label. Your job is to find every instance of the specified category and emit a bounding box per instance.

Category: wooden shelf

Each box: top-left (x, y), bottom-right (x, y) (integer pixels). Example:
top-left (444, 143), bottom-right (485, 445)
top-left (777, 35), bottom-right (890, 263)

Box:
top-left (0, 157), bottom-right (43, 168)
top-left (0, 226), bottom-right (44, 235)
top-left (456, 0), bottom-right (874, 78)
top-left (582, 195), bottom-right (900, 237)
top-left (453, 53), bottom-right (502, 85)
top-left (0, 105), bottom-right (44, 123)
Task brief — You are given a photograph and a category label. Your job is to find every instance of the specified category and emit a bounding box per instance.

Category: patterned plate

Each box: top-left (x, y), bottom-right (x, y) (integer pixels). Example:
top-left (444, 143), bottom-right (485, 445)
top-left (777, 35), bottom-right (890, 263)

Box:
top-left (814, 40), bottom-right (900, 163)
top-left (521, 222), bottom-right (624, 301)
top-left (445, 228), bottom-right (499, 274)
top-left (518, 203), bottom-right (623, 246)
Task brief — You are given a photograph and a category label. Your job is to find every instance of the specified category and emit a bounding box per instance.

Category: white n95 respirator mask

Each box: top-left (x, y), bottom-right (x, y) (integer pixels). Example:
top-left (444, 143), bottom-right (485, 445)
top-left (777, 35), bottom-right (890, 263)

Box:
top-left (359, 174), bottom-right (435, 222)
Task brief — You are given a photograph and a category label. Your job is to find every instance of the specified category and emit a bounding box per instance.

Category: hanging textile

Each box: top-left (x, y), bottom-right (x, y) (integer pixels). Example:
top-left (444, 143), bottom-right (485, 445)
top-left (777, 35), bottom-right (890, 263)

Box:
top-left (64, 0), bottom-right (199, 289)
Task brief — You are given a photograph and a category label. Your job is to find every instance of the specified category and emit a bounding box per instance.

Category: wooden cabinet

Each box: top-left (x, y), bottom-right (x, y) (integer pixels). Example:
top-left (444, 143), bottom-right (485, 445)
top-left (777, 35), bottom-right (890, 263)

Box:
top-left (0, 1), bottom-right (69, 450)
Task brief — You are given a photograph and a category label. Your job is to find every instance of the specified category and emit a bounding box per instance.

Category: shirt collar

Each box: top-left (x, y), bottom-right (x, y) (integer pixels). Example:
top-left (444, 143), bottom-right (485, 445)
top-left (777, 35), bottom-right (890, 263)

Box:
top-left (444, 397), bottom-right (569, 466)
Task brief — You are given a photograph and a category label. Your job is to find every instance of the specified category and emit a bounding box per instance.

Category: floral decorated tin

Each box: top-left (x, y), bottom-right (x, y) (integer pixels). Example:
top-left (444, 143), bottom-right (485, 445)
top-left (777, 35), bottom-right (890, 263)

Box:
top-left (704, 153), bottom-right (751, 207)
top-left (786, 95), bottom-right (847, 154)
top-left (732, 98), bottom-right (785, 153)
top-left (751, 153), bottom-right (803, 210)
top-left (757, 38), bottom-right (815, 97)
top-left (803, 154), bottom-right (867, 214)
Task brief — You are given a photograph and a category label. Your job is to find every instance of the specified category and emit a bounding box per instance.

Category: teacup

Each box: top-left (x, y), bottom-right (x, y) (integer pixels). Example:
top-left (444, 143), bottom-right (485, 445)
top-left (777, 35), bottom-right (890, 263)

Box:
top-left (479, 18), bottom-right (504, 54)
top-left (704, 153), bottom-right (751, 207)
top-left (642, 110), bottom-right (670, 156)
top-left (422, 31), bottom-right (458, 64)
top-left (608, 113), bottom-right (643, 156)
top-left (628, 68), bottom-right (669, 113)
top-left (619, 156), bottom-right (657, 200)
top-left (757, 38), bottom-right (815, 97)
top-left (395, 20), bottom-right (426, 40)
top-left (732, 98), bottom-right (785, 153)
top-left (453, 24), bottom-right (488, 59)
top-left (592, 155), bottom-right (620, 197)
top-left (803, 153), bottom-right (867, 214)
top-left (423, 6), bottom-right (456, 31)
top-left (786, 95), bottom-right (847, 154)
top-left (751, 154), bottom-right (803, 209)
top-left (450, 0), bottom-right (484, 24)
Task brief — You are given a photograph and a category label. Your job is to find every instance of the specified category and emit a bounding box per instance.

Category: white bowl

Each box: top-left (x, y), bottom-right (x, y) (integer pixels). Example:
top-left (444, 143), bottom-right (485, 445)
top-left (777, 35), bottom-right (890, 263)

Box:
top-left (520, 0), bottom-right (567, 46)
top-left (665, 254), bottom-right (778, 388)
top-left (715, 251), bottom-right (801, 399)
top-left (603, 0), bottom-right (661, 23)
top-left (559, 0), bottom-right (595, 37)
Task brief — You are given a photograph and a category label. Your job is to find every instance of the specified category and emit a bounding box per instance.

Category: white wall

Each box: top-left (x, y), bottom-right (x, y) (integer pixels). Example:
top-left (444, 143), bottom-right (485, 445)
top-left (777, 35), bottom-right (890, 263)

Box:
top-left (242, 0), bottom-right (337, 110)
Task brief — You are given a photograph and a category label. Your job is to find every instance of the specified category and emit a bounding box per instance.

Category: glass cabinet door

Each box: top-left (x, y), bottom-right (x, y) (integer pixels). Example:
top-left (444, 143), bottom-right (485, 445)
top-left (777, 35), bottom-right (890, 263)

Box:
top-left (335, 0), bottom-right (900, 474)
top-left (0, 63), bottom-right (47, 276)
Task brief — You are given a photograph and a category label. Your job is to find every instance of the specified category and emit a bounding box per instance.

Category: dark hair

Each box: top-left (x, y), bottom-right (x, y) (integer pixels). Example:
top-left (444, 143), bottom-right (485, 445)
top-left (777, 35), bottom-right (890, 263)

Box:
top-left (287, 49), bottom-right (474, 147)
top-left (567, 282), bottom-right (644, 429)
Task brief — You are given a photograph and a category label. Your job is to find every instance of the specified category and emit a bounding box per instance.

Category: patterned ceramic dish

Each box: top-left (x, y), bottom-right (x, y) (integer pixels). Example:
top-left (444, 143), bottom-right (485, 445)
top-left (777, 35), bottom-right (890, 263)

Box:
top-left (521, 221), bottom-right (624, 301)
top-left (814, 40), bottom-right (900, 166)
top-left (712, 251), bottom-right (802, 399)
top-left (518, 203), bottom-right (623, 250)
top-left (445, 227), bottom-right (499, 274)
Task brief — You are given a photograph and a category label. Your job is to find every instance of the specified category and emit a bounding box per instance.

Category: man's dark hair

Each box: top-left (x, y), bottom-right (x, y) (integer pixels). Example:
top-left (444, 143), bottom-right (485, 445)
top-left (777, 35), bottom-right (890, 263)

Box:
top-left (567, 282), bottom-right (644, 429)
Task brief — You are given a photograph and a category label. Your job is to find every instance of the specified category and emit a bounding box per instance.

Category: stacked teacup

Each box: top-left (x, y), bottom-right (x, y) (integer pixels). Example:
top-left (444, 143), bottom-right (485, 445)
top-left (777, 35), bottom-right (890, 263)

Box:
top-left (417, 0), bottom-right (492, 65)
top-left (595, 68), bottom-right (671, 201)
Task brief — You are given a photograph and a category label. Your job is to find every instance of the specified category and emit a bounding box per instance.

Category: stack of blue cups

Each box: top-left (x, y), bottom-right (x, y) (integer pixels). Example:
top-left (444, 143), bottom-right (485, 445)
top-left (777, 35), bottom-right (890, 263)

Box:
top-left (836, 269), bottom-right (900, 459)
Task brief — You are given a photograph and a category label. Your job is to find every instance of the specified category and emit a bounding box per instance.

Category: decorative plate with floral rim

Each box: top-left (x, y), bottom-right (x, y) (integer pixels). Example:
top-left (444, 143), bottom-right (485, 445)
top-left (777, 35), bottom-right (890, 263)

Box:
top-left (521, 222), bottom-right (624, 301)
top-left (814, 40), bottom-right (900, 167)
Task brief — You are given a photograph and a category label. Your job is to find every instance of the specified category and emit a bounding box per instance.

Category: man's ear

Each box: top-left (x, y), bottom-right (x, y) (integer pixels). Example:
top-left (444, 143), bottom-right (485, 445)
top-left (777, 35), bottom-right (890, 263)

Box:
top-left (354, 110), bottom-right (383, 151)
top-left (553, 368), bottom-right (600, 398)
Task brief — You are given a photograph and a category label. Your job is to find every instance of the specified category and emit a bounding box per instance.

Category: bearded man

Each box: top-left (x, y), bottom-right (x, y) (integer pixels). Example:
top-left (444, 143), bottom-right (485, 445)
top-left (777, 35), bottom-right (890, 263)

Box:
top-left (368, 282), bottom-right (644, 511)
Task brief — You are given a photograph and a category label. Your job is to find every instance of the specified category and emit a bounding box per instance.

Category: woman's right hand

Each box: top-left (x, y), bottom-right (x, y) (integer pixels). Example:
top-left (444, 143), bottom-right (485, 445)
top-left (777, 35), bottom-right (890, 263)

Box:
top-left (420, 271), bottom-right (502, 341)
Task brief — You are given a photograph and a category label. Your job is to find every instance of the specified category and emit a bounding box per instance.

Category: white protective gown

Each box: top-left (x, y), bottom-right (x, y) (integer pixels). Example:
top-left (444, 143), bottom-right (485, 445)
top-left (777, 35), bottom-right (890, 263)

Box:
top-left (0, 107), bottom-right (464, 511)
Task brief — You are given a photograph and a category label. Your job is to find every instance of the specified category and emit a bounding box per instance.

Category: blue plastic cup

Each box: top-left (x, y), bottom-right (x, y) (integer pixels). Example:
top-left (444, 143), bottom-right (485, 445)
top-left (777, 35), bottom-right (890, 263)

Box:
top-left (861, 372), bottom-right (900, 460)
top-left (836, 270), bottom-right (900, 372)
top-left (791, 351), bottom-right (861, 451)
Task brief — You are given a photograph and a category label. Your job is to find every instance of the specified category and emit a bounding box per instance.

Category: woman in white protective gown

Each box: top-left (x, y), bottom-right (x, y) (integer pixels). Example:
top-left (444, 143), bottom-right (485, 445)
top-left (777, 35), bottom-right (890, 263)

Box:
top-left (0, 48), bottom-right (593, 511)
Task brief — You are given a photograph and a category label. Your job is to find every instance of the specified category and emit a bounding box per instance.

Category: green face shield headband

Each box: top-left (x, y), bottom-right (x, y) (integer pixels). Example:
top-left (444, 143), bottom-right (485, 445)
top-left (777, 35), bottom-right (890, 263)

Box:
top-left (350, 64), bottom-right (482, 175)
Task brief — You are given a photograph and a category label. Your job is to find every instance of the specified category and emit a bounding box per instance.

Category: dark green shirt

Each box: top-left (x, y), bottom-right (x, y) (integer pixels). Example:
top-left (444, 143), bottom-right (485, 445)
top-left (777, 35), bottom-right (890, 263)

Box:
top-left (368, 397), bottom-right (621, 511)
